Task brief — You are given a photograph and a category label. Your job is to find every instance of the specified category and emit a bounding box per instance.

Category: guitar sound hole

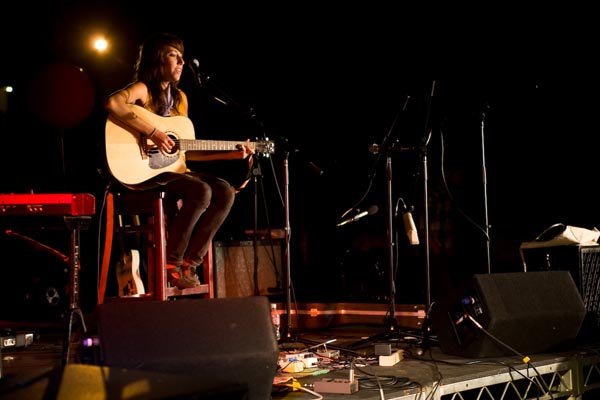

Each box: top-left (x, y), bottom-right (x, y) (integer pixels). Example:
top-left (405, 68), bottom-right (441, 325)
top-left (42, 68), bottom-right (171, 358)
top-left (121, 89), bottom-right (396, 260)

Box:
top-left (148, 135), bottom-right (180, 156)
top-left (168, 134), bottom-right (180, 154)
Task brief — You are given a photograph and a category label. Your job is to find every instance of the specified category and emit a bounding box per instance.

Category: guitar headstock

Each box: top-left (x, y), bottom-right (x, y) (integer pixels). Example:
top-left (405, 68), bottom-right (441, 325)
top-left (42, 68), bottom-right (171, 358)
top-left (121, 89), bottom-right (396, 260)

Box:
top-left (255, 138), bottom-right (276, 156)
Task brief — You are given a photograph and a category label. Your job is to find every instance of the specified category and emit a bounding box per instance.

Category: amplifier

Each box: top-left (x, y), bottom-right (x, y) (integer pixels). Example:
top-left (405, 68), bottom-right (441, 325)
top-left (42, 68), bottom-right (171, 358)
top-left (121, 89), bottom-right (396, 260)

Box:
top-left (521, 244), bottom-right (600, 325)
top-left (213, 240), bottom-right (283, 298)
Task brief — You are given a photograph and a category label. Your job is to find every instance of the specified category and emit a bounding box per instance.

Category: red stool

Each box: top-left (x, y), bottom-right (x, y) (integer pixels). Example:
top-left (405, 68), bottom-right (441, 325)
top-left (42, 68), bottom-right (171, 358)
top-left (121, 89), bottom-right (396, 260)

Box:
top-left (98, 190), bottom-right (213, 304)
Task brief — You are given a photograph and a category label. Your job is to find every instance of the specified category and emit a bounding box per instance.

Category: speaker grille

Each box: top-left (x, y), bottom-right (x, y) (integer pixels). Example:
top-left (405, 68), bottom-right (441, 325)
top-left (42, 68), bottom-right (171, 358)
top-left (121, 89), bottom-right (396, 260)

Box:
top-left (581, 247), bottom-right (600, 317)
top-left (96, 296), bottom-right (279, 400)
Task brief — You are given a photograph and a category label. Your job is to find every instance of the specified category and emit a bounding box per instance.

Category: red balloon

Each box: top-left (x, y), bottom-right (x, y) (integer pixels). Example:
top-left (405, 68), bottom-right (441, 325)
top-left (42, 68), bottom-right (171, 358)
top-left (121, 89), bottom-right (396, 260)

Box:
top-left (28, 62), bottom-right (95, 129)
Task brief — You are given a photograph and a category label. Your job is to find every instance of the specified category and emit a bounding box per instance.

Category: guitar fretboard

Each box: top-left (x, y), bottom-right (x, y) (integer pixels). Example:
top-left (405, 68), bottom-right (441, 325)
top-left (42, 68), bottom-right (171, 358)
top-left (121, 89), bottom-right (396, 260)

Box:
top-left (179, 139), bottom-right (255, 151)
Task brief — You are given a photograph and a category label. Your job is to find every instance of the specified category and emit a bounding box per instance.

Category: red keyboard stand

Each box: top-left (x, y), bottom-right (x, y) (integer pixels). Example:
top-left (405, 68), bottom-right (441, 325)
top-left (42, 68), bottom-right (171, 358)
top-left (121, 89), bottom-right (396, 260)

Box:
top-left (62, 215), bottom-right (92, 368)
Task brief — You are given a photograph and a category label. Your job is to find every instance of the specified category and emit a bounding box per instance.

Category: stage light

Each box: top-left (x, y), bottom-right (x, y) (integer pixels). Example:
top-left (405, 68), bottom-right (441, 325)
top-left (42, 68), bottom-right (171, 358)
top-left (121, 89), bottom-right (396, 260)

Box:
top-left (92, 36), bottom-right (108, 53)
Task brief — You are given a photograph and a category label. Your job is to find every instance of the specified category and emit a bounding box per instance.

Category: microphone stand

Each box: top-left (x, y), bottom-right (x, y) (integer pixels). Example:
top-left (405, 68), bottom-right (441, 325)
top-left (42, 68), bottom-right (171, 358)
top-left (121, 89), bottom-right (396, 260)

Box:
top-left (480, 111), bottom-right (491, 274)
top-left (349, 97), bottom-right (411, 350)
top-left (277, 139), bottom-right (322, 342)
top-left (282, 150), bottom-right (293, 340)
top-left (384, 151), bottom-right (400, 334)
top-left (415, 81), bottom-right (436, 351)
top-left (252, 154), bottom-right (261, 295)
top-left (417, 140), bottom-right (433, 352)
top-left (187, 62), bottom-right (267, 297)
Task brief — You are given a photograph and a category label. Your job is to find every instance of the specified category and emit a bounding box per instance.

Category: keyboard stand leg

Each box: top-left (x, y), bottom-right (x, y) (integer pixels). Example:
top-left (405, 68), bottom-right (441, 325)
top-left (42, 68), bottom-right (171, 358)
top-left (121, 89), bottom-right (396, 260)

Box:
top-left (61, 216), bottom-right (91, 368)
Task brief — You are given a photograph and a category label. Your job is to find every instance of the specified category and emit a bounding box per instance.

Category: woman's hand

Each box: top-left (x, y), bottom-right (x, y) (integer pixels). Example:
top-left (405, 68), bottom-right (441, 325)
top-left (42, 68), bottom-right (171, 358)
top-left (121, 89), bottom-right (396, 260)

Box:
top-left (234, 141), bottom-right (256, 159)
top-left (150, 129), bottom-right (176, 154)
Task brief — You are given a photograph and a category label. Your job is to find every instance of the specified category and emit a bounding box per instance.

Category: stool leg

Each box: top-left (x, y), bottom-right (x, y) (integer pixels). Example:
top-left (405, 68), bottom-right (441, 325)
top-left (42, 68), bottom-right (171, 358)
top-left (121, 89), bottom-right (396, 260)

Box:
top-left (154, 193), bottom-right (167, 301)
top-left (204, 242), bottom-right (214, 299)
top-left (99, 192), bottom-right (115, 305)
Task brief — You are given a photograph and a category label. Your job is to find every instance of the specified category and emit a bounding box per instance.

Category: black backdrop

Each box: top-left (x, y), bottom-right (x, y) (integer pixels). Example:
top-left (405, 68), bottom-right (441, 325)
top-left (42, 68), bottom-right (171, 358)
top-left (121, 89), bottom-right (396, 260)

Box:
top-left (1, 3), bottom-right (599, 316)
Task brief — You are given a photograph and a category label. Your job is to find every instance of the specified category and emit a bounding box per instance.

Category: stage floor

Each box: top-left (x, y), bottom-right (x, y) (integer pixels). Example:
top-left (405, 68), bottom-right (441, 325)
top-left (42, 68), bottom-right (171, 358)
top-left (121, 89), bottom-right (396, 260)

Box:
top-left (2, 307), bottom-right (600, 400)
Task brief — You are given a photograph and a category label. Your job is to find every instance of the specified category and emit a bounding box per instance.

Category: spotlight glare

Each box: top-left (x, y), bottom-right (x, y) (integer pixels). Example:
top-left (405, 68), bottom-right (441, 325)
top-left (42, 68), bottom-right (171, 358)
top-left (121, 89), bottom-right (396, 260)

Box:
top-left (93, 37), bottom-right (108, 52)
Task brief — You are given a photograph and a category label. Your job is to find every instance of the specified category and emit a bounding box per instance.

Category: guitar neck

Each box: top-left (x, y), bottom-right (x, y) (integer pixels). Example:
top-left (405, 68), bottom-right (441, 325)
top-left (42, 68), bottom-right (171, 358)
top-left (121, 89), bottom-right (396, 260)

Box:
top-left (180, 139), bottom-right (255, 152)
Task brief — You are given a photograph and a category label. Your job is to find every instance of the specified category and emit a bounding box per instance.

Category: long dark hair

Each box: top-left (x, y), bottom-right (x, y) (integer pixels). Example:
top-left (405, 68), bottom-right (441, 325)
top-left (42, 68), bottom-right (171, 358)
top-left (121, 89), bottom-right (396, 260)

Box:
top-left (134, 32), bottom-right (184, 114)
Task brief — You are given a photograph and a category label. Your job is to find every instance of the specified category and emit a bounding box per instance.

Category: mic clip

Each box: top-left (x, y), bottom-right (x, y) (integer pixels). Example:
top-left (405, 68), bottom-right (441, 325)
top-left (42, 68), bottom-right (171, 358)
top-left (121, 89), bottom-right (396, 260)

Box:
top-left (369, 142), bottom-right (414, 155)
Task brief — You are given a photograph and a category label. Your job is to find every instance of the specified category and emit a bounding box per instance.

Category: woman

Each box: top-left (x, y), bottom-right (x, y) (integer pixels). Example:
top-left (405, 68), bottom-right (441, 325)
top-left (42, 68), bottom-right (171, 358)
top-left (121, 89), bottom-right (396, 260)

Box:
top-left (104, 32), bottom-right (254, 289)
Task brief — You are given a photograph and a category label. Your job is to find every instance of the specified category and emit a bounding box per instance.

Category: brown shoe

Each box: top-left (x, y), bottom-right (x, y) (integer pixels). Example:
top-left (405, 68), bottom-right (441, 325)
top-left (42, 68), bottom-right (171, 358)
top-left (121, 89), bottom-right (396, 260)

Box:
top-left (167, 266), bottom-right (199, 289)
top-left (182, 262), bottom-right (201, 285)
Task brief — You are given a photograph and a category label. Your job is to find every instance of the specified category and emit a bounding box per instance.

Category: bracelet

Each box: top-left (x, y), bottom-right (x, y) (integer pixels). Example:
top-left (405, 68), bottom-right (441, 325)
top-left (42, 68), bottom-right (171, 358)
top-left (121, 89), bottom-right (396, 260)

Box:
top-left (148, 127), bottom-right (157, 138)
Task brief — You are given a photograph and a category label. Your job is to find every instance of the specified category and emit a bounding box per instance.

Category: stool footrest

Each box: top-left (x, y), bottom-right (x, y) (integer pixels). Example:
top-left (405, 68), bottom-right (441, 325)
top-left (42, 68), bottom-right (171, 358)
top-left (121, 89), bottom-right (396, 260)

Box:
top-left (166, 283), bottom-right (211, 297)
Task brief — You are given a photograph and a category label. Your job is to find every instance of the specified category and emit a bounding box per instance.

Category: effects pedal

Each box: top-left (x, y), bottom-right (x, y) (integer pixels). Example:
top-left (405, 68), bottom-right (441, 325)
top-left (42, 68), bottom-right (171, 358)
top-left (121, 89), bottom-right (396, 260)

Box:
top-left (279, 351), bottom-right (319, 371)
top-left (314, 378), bottom-right (359, 394)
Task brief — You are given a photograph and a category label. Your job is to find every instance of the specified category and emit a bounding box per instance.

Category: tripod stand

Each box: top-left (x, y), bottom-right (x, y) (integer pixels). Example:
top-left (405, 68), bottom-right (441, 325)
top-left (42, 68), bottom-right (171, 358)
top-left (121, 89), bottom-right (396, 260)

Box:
top-left (187, 63), bottom-right (281, 301)
top-left (347, 96), bottom-right (420, 350)
top-left (349, 83), bottom-right (440, 350)
top-left (348, 146), bottom-right (424, 350)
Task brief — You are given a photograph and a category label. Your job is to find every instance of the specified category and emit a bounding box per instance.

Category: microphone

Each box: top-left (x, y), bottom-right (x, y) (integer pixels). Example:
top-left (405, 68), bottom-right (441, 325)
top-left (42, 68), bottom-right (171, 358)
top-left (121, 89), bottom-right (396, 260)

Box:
top-left (396, 198), bottom-right (419, 245)
top-left (189, 58), bottom-right (204, 87)
top-left (307, 161), bottom-right (324, 176)
top-left (189, 60), bottom-right (230, 107)
top-left (337, 205), bottom-right (378, 227)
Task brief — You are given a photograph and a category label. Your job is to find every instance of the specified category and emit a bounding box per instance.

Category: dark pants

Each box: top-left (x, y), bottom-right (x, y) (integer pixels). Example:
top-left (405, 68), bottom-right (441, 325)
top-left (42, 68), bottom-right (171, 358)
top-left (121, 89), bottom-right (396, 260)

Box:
top-left (146, 171), bottom-right (236, 267)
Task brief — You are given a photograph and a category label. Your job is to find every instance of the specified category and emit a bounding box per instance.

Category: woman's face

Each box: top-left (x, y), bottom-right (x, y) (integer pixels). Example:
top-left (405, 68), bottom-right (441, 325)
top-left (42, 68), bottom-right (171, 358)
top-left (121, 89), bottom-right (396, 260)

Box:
top-left (160, 45), bottom-right (184, 83)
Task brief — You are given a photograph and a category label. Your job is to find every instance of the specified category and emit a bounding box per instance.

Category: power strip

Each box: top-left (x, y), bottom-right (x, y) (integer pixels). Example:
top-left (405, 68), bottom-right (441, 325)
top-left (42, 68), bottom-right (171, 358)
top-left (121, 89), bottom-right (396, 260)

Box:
top-left (1, 333), bottom-right (34, 349)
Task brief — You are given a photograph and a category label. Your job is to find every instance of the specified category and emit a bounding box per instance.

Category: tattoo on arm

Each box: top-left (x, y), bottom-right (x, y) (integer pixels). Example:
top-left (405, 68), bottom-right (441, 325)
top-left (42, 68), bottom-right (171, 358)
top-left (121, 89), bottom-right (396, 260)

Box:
top-left (119, 90), bottom-right (130, 103)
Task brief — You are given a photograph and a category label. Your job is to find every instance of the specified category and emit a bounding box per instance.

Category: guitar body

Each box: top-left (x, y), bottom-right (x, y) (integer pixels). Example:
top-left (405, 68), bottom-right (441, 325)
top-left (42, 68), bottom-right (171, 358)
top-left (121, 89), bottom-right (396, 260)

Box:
top-left (105, 106), bottom-right (195, 185)
top-left (105, 104), bottom-right (275, 186)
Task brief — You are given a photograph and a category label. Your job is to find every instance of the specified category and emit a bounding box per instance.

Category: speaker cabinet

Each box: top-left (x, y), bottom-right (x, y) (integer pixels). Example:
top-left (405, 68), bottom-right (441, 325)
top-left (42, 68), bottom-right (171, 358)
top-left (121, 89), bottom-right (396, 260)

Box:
top-left (213, 240), bottom-right (283, 298)
top-left (96, 296), bottom-right (279, 400)
top-left (430, 271), bottom-right (586, 358)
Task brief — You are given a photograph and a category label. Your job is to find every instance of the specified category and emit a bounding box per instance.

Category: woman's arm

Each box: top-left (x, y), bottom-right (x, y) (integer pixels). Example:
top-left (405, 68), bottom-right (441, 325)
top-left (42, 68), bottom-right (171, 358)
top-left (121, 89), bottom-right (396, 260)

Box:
top-left (103, 82), bottom-right (175, 152)
top-left (103, 82), bottom-right (156, 136)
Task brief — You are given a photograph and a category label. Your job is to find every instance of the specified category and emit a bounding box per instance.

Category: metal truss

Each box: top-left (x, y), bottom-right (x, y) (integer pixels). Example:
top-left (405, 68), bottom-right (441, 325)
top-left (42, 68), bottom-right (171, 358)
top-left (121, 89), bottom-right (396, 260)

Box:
top-left (391, 352), bottom-right (600, 400)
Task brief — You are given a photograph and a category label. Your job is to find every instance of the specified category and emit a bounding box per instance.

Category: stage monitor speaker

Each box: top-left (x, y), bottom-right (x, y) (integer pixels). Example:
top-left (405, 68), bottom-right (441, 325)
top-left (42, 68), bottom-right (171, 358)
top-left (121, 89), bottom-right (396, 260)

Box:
top-left (429, 271), bottom-right (586, 358)
top-left (96, 296), bottom-right (279, 400)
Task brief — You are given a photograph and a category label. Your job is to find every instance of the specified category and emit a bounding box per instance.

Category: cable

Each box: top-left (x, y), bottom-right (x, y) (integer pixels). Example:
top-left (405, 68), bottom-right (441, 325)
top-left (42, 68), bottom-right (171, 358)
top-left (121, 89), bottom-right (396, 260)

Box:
top-left (274, 378), bottom-right (323, 399)
top-left (465, 314), bottom-right (555, 399)
top-left (465, 315), bottom-right (526, 360)
top-left (438, 127), bottom-right (489, 241)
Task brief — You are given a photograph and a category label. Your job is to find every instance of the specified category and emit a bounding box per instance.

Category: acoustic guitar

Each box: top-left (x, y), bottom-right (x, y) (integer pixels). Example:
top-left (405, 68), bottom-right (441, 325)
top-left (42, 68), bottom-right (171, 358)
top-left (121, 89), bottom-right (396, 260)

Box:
top-left (105, 104), bottom-right (275, 186)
